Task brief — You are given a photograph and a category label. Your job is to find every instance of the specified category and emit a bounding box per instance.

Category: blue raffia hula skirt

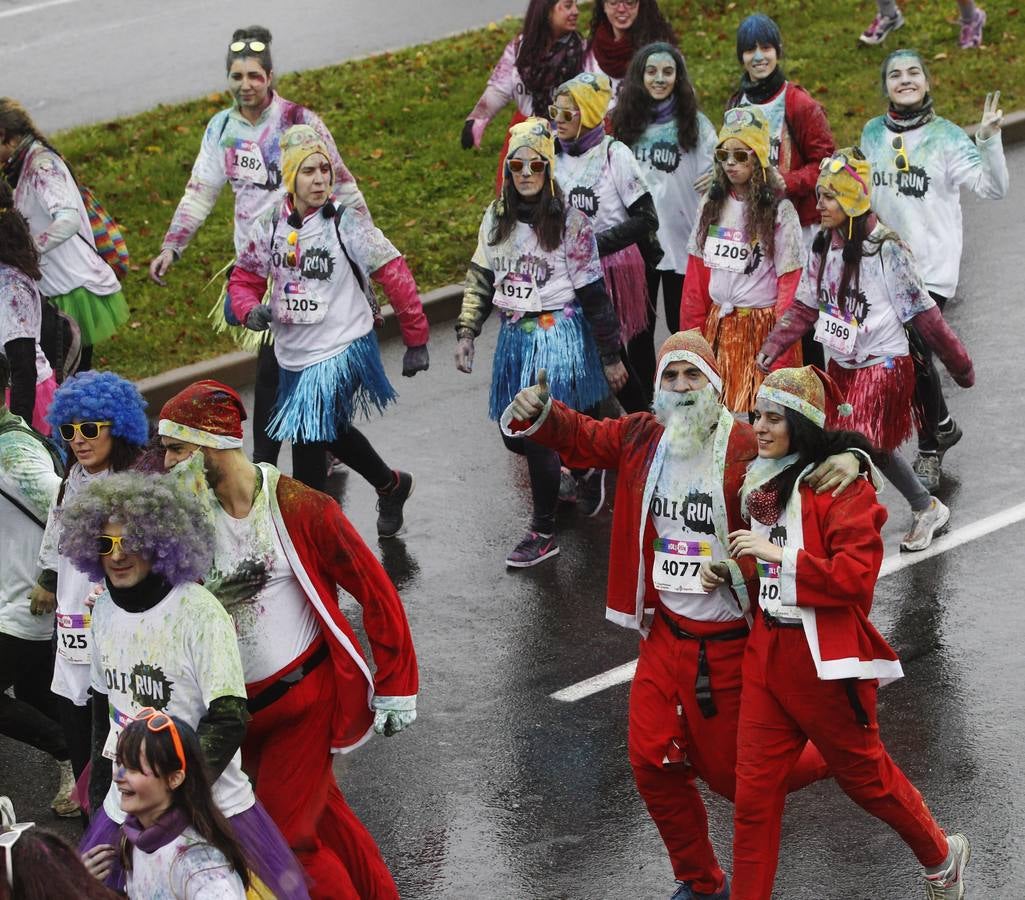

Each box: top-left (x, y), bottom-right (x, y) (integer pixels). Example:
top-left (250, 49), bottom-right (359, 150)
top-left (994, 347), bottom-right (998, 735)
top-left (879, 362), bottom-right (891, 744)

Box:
top-left (268, 331), bottom-right (397, 444)
top-left (488, 303), bottom-right (608, 421)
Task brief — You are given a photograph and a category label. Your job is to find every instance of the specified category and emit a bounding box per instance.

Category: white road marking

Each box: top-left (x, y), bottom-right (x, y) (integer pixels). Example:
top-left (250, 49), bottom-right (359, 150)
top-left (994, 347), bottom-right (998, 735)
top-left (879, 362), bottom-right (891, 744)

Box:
top-left (0, 0), bottom-right (80, 19)
top-left (551, 500), bottom-right (1025, 702)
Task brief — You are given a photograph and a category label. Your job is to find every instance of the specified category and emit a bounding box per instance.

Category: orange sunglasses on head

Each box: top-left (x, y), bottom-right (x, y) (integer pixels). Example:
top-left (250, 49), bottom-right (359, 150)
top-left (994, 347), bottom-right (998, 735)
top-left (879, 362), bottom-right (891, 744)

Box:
top-left (133, 707), bottom-right (187, 775)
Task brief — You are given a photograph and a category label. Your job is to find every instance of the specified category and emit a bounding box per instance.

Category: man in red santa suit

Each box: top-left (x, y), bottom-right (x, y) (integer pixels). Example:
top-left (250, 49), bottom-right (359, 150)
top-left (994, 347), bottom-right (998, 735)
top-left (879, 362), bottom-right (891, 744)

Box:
top-left (504, 331), bottom-right (864, 900)
top-left (158, 379), bottom-right (417, 900)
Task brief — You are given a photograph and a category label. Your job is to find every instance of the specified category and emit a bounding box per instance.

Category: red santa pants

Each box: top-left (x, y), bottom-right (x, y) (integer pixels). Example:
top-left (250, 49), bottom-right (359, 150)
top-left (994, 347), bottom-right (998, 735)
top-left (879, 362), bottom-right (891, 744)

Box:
top-left (731, 619), bottom-right (949, 899)
top-left (628, 608), bottom-right (828, 894)
top-left (244, 652), bottom-right (399, 900)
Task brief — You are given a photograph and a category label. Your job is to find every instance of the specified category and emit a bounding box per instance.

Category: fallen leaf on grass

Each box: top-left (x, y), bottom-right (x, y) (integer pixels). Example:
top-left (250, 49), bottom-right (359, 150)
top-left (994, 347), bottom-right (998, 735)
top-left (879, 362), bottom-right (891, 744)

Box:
top-left (934, 52), bottom-right (948, 60)
top-left (370, 148), bottom-right (384, 159)
top-left (404, 219), bottom-right (417, 228)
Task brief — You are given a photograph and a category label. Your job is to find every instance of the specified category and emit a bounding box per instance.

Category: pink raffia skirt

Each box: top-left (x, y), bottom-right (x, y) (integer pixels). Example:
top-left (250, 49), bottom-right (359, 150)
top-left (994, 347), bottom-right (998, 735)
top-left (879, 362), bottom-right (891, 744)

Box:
top-left (4, 372), bottom-right (57, 435)
top-left (827, 355), bottom-right (920, 453)
top-left (601, 243), bottom-right (651, 344)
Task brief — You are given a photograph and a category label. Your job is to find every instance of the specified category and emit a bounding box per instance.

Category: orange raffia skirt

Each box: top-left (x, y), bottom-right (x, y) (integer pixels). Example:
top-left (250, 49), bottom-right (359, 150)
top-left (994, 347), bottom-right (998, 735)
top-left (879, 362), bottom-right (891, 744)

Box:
top-left (703, 304), bottom-right (801, 414)
top-left (826, 355), bottom-right (920, 453)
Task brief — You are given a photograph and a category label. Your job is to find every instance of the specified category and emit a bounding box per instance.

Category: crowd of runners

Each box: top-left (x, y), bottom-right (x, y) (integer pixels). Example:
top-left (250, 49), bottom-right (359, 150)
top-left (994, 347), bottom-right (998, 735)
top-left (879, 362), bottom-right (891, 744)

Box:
top-left (0, 1), bottom-right (1009, 897)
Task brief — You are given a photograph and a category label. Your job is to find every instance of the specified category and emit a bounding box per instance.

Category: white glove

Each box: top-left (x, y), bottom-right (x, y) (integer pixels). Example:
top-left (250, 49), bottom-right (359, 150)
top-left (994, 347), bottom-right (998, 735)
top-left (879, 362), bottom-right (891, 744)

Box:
top-left (372, 696), bottom-right (417, 736)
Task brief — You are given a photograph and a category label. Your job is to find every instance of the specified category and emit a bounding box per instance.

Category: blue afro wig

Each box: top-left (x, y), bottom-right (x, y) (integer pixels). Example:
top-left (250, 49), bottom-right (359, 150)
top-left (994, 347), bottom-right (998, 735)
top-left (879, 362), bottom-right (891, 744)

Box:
top-left (46, 371), bottom-right (149, 447)
top-left (736, 13), bottom-right (783, 61)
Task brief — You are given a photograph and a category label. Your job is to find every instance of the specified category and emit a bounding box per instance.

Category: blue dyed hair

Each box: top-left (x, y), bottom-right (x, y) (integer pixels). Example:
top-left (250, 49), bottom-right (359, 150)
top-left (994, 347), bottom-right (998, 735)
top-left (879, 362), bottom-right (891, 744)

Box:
top-left (736, 13), bottom-right (783, 61)
top-left (46, 371), bottom-right (149, 447)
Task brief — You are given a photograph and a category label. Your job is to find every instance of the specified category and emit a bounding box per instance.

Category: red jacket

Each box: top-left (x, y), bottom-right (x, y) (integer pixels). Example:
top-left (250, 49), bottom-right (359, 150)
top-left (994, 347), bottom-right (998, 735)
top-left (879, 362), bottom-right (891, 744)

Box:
top-left (508, 402), bottom-right (758, 630)
top-left (726, 82), bottom-right (836, 228)
top-left (776, 478), bottom-right (903, 683)
top-left (267, 467), bottom-right (419, 751)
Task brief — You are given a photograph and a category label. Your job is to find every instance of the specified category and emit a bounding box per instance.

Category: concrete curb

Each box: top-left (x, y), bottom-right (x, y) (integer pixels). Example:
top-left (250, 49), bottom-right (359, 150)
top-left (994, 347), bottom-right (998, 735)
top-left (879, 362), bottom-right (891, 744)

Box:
top-left (136, 108), bottom-right (1025, 408)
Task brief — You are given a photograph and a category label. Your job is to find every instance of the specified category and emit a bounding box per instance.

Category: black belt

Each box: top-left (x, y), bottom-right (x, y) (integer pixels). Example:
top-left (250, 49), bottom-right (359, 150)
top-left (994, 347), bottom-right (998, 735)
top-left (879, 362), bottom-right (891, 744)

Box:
top-left (761, 608), bottom-right (804, 630)
top-left (658, 609), bottom-right (749, 720)
top-left (247, 641), bottom-right (329, 715)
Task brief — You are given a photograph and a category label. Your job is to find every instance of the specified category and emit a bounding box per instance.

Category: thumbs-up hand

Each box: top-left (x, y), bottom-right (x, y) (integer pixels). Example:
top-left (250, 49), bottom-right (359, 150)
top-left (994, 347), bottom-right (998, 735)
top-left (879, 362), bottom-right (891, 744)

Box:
top-left (537, 368), bottom-right (550, 405)
top-left (510, 369), bottom-right (552, 422)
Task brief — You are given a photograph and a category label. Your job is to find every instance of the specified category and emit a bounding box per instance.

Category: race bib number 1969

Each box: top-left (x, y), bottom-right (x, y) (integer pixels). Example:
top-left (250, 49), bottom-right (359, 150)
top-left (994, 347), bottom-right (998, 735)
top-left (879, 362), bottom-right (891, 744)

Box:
top-left (814, 303), bottom-right (858, 355)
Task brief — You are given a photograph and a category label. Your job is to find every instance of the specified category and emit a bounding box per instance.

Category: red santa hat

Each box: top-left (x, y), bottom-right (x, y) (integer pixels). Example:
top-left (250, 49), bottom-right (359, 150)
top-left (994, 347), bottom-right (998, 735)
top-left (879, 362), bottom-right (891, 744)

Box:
top-left (654, 330), bottom-right (723, 395)
top-left (757, 365), bottom-right (853, 428)
top-left (158, 380), bottom-right (247, 450)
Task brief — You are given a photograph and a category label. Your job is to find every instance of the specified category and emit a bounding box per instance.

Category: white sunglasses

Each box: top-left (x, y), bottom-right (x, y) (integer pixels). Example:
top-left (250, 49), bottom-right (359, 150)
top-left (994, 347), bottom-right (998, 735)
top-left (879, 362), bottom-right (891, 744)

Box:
top-left (1, 823), bottom-right (35, 888)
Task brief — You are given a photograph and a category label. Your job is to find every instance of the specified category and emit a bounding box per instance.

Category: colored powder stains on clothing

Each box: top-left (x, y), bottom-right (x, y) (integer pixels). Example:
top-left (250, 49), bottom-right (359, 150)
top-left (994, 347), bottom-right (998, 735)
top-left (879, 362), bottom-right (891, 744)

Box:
top-left (555, 136), bottom-right (648, 233)
top-left (162, 93), bottom-right (367, 260)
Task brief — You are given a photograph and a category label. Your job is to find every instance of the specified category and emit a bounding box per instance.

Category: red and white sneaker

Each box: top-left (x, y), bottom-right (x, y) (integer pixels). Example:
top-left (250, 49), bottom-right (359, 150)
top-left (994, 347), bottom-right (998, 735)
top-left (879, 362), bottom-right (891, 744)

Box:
top-left (923, 833), bottom-right (971, 899)
top-left (859, 9), bottom-right (905, 45)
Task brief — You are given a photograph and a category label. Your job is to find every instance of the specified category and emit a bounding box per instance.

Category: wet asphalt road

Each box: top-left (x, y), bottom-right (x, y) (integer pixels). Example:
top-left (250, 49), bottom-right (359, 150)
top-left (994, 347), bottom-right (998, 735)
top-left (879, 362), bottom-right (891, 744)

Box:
top-left (0, 0), bottom-right (526, 133)
top-left (2, 154), bottom-right (1025, 898)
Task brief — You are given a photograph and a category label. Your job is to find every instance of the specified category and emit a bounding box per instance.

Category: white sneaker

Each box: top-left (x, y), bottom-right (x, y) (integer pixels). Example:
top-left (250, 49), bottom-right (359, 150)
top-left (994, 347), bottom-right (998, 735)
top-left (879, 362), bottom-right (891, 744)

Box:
top-left (859, 9), bottom-right (905, 45)
top-left (923, 832), bottom-right (971, 898)
top-left (901, 497), bottom-right (950, 552)
top-left (50, 759), bottom-right (81, 817)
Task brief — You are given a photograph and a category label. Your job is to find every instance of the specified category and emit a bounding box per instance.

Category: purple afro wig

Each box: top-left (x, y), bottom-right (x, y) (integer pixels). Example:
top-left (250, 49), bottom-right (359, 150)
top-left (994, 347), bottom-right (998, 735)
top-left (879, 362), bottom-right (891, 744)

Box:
top-left (46, 371), bottom-right (149, 447)
top-left (58, 471), bottom-right (213, 585)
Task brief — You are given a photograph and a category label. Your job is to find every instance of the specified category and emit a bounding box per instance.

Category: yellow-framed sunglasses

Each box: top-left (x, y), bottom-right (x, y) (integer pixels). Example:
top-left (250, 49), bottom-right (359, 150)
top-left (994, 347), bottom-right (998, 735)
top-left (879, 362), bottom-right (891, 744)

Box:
top-left (891, 134), bottom-right (910, 172)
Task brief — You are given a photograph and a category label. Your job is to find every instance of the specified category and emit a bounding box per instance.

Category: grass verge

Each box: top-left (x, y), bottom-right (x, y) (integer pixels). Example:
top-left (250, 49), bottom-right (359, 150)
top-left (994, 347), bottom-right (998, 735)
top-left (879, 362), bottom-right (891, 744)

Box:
top-left (51, 0), bottom-right (1024, 378)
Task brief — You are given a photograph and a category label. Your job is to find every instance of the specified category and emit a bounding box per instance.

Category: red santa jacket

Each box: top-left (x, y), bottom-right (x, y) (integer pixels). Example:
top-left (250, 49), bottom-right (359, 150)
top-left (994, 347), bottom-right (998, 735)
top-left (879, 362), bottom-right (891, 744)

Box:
top-left (266, 467), bottom-right (419, 751)
top-left (775, 478), bottom-right (903, 683)
top-left (726, 82), bottom-right (836, 228)
top-left (507, 401), bottom-right (758, 630)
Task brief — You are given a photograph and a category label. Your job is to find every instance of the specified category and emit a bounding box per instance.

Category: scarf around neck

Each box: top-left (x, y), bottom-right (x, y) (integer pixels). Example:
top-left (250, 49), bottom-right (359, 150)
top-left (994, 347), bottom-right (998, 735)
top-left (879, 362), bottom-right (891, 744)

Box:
top-left (517, 32), bottom-right (585, 117)
top-left (122, 806), bottom-right (190, 854)
top-left (738, 66), bottom-right (786, 105)
top-left (590, 19), bottom-right (634, 79)
top-left (740, 452), bottom-right (800, 524)
top-left (884, 94), bottom-right (936, 133)
top-left (558, 122), bottom-right (606, 157)
top-left (651, 96), bottom-right (677, 124)
top-left (107, 570), bottom-right (173, 614)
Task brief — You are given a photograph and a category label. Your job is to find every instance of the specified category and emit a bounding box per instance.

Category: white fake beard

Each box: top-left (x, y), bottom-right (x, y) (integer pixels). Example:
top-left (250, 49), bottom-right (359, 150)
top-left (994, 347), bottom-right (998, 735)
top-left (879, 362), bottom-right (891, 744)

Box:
top-left (652, 384), bottom-right (722, 460)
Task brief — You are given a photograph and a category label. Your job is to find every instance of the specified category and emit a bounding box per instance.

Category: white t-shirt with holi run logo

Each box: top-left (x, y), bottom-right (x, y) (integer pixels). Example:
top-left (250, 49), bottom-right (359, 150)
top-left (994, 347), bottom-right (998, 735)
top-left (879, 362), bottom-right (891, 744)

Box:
top-left (89, 582), bottom-right (254, 824)
top-left (205, 465), bottom-right (319, 685)
top-left (555, 135), bottom-right (649, 234)
top-left (795, 224), bottom-right (935, 366)
top-left (126, 826), bottom-right (247, 900)
top-left (38, 465), bottom-right (108, 705)
top-left (687, 195), bottom-right (803, 312)
top-left (0, 264), bottom-right (55, 386)
top-left (471, 205), bottom-right (605, 314)
top-left (860, 115), bottom-right (1008, 298)
top-left (649, 445), bottom-right (744, 622)
top-left (238, 203), bottom-right (398, 372)
top-left (631, 113), bottom-right (718, 274)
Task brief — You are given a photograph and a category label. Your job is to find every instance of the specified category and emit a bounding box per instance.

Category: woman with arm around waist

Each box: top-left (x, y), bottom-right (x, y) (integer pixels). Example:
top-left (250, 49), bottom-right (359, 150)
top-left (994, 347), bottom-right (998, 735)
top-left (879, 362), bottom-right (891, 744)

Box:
top-left (727, 365), bottom-right (970, 899)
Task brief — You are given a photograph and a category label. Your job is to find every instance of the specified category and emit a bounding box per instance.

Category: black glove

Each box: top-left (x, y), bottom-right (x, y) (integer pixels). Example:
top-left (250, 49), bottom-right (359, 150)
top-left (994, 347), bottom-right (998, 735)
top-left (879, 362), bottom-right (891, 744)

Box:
top-left (402, 344), bottom-right (430, 377)
top-left (245, 304), bottom-right (273, 332)
top-left (461, 120), bottom-right (476, 150)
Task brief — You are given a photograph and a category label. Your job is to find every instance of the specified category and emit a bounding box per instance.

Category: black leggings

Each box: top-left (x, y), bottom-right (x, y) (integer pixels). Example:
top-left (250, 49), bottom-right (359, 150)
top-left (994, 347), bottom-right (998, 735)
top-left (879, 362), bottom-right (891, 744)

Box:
top-left (56, 694), bottom-right (92, 780)
top-left (500, 404), bottom-right (600, 534)
top-left (291, 426), bottom-right (394, 494)
top-left (252, 340), bottom-right (281, 466)
top-left (911, 293), bottom-right (950, 452)
top-left (625, 268), bottom-right (686, 410)
top-left (0, 634), bottom-right (67, 763)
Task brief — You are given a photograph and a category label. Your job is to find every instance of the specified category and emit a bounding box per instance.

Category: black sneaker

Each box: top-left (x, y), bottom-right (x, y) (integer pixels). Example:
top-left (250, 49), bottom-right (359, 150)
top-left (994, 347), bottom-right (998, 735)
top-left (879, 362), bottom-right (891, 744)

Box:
top-left (506, 531), bottom-right (559, 567)
top-left (376, 471), bottom-right (414, 538)
top-left (935, 419), bottom-right (963, 459)
top-left (577, 469), bottom-right (607, 517)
